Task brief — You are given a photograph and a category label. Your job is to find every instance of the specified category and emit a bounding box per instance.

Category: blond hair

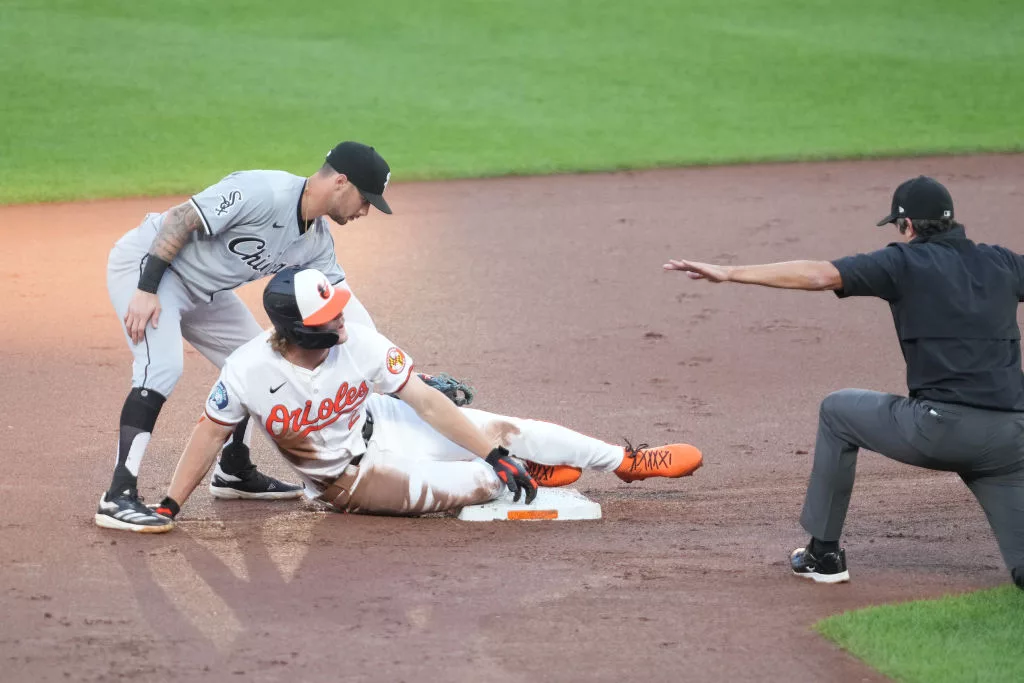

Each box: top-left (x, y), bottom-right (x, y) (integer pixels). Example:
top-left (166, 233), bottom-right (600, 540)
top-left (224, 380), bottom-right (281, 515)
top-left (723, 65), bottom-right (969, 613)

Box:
top-left (268, 330), bottom-right (291, 355)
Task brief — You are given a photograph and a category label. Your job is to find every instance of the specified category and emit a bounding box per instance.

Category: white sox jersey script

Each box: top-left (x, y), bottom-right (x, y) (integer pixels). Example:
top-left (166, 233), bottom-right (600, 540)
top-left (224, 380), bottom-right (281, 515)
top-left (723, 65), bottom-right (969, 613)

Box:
top-left (114, 170), bottom-right (345, 301)
top-left (205, 324), bottom-right (415, 489)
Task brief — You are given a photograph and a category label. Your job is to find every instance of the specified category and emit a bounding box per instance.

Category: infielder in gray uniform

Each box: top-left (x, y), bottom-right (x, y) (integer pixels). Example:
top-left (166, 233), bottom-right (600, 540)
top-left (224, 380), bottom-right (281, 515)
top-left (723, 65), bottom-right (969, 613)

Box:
top-left (96, 141), bottom-right (393, 532)
top-left (665, 176), bottom-right (1024, 590)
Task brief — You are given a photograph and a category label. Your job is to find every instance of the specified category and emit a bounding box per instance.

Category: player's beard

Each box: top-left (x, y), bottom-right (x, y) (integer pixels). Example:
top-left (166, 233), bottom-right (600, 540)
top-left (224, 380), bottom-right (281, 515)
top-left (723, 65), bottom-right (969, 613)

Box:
top-left (328, 209), bottom-right (357, 226)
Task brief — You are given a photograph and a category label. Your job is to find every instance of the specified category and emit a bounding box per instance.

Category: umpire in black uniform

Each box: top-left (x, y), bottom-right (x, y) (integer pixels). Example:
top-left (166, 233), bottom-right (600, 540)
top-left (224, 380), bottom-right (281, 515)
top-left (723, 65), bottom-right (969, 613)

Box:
top-left (664, 176), bottom-right (1024, 588)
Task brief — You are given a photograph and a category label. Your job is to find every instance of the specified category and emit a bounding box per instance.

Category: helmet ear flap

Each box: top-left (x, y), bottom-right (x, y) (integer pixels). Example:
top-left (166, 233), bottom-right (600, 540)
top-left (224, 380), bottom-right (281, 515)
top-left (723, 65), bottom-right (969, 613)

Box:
top-left (289, 321), bottom-right (339, 349)
top-left (262, 266), bottom-right (340, 350)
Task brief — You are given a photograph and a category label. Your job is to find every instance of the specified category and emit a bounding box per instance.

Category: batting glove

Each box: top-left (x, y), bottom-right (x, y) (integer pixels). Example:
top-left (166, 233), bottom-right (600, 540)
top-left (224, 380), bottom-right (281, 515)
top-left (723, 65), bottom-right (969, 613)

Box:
top-left (154, 496), bottom-right (181, 520)
top-left (485, 447), bottom-right (538, 504)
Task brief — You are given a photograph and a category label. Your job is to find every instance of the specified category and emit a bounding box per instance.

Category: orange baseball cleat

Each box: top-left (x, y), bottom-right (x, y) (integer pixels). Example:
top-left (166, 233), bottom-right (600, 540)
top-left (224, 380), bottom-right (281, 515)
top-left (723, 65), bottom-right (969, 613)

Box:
top-left (524, 461), bottom-right (583, 487)
top-left (614, 441), bottom-right (703, 483)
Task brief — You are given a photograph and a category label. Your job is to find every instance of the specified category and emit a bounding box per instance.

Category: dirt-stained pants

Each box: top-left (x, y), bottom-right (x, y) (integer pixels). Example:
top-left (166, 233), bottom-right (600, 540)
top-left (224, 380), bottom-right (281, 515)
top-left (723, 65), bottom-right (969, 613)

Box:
top-left (340, 394), bottom-right (624, 516)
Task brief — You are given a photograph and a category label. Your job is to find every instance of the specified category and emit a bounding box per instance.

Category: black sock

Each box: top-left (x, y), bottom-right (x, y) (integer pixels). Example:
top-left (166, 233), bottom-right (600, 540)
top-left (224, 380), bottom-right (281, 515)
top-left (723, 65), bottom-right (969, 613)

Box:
top-left (107, 387), bottom-right (166, 498)
top-left (810, 537), bottom-right (840, 556)
top-left (1013, 567), bottom-right (1023, 591)
top-left (218, 416), bottom-right (253, 475)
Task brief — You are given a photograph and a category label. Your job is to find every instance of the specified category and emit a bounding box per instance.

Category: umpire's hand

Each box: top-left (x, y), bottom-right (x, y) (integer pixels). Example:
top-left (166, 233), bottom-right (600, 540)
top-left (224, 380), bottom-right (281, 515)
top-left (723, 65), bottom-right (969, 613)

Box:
top-left (485, 447), bottom-right (538, 504)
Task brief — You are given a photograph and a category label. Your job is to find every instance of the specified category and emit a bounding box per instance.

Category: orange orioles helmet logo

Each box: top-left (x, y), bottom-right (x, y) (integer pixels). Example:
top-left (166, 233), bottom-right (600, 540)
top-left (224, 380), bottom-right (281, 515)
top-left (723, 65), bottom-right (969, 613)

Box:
top-left (386, 347), bottom-right (406, 375)
top-left (316, 280), bottom-right (331, 300)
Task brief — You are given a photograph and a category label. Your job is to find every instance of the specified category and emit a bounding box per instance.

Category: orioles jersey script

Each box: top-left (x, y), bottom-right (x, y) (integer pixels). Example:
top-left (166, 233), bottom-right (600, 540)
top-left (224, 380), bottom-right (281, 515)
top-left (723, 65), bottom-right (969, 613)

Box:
top-left (204, 324), bottom-right (414, 487)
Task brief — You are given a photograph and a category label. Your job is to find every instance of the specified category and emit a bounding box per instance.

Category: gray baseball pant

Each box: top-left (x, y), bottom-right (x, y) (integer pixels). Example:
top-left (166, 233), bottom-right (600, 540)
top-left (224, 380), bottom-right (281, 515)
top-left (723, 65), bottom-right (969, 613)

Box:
top-left (801, 389), bottom-right (1024, 579)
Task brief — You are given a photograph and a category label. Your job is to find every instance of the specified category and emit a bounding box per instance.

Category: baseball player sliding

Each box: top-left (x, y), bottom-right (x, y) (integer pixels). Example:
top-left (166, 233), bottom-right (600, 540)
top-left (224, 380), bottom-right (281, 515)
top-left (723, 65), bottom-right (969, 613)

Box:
top-left (148, 268), bottom-right (703, 528)
top-left (97, 142), bottom-right (393, 532)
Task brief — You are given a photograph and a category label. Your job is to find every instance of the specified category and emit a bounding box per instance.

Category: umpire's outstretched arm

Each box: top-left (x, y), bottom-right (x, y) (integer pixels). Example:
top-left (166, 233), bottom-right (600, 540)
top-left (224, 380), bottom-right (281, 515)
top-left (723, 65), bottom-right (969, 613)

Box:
top-left (664, 258), bottom-right (842, 291)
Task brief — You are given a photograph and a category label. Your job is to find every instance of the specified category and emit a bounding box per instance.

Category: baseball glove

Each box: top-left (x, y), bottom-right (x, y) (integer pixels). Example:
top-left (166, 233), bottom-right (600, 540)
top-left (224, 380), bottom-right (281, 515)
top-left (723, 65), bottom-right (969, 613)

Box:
top-left (419, 372), bottom-right (475, 407)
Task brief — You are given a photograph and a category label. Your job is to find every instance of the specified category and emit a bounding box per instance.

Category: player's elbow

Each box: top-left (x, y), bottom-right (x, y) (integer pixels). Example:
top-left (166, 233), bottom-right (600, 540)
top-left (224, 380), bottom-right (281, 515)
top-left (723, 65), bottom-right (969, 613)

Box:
top-left (167, 201), bottom-right (205, 234)
top-left (808, 262), bottom-right (842, 291)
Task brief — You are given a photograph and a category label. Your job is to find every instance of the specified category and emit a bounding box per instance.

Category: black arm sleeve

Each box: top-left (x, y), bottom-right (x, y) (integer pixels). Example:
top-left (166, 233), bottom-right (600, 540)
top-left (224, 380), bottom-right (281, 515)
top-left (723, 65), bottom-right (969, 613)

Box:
top-left (138, 255), bottom-right (171, 294)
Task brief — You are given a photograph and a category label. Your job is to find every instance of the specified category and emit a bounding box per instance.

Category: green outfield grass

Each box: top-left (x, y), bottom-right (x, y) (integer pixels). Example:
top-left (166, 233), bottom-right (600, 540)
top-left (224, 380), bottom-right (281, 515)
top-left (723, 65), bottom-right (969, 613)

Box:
top-left (817, 585), bottom-right (1024, 683)
top-left (1, 0), bottom-right (1022, 202)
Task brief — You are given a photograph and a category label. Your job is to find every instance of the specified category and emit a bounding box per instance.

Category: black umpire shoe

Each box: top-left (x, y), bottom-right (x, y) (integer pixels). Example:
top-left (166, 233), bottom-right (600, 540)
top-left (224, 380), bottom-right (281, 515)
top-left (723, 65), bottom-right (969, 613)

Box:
top-left (95, 488), bottom-right (174, 533)
top-left (208, 463), bottom-right (303, 500)
top-left (790, 545), bottom-right (850, 584)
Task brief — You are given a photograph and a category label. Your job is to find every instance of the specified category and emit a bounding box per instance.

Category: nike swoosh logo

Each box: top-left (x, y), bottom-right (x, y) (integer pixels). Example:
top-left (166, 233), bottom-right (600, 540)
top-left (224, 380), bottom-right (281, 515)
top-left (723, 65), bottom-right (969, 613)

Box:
top-left (270, 382), bottom-right (286, 393)
top-left (272, 222), bottom-right (286, 229)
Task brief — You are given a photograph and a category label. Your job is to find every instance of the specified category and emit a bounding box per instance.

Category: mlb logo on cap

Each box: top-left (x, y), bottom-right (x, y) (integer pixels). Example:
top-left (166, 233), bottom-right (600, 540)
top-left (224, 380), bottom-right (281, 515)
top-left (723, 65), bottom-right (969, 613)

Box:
top-left (877, 176), bottom-right (955, 226)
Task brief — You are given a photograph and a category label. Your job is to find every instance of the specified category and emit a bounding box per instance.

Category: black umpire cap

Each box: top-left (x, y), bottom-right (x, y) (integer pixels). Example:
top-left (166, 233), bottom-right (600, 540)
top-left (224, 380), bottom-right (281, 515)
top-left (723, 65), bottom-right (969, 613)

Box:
top-left (877, 175), bottom-right (954, 227)
top-left (326, 142), bottom-right (392, 214)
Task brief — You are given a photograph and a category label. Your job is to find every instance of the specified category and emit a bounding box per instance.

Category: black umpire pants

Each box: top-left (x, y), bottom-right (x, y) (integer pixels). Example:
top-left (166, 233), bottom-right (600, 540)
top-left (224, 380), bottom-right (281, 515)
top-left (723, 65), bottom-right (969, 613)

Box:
top-left (801, 389), bottom-right (1024, 583)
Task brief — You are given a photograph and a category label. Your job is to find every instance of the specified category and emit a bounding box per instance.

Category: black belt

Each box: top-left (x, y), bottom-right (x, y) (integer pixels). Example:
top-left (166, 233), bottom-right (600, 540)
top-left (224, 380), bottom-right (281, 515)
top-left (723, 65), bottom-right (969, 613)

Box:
top-left (361, 411), bottom-right (374, 442)
top-left (350, 412), bottom-right (373, 468)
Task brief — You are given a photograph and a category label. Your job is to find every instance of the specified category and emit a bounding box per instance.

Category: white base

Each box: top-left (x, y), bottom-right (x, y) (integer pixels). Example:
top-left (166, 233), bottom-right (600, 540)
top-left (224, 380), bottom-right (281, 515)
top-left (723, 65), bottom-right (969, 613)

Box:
top-left (458, 487), bottom-right (601, 522)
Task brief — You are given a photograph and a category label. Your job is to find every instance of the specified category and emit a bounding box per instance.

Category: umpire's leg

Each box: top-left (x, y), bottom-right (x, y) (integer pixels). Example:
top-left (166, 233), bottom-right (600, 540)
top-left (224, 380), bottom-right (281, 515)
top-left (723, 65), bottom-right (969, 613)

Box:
top-left (961, 468), bottom-right (1024, 589)
top-left (800, 389), bottom-right (933, 542)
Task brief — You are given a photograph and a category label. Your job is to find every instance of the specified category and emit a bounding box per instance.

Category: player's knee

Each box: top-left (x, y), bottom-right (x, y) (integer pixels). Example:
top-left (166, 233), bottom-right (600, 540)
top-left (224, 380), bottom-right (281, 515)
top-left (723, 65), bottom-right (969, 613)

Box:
top-left (121, 387), bottom-right (167, 432)
top-left (478, 464), bottom-right (504, 499)
top-left (819, 389), bottom-right (856, 420)
top-left (132, 355), bottom-right (184, 397)
top-left (482, 419), bottom-right (521, 448)
top-left (158, 356), bottom-right (186, 394)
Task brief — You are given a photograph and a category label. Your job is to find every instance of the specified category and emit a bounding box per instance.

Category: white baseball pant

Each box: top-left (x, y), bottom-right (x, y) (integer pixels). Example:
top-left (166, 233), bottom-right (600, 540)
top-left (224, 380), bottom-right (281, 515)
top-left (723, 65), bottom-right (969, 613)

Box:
top-left (339, 393), bottom-right (623, 515)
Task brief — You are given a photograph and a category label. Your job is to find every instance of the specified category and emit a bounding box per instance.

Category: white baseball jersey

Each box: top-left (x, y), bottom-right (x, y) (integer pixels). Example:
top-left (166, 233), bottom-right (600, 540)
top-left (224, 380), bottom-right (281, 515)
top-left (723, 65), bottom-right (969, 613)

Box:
top-left (204, 324), bottom-right (414, 487)
top-left (201, 323), bottom-right (626, 516)
top-left (113, 170), bottom-right (345, 301)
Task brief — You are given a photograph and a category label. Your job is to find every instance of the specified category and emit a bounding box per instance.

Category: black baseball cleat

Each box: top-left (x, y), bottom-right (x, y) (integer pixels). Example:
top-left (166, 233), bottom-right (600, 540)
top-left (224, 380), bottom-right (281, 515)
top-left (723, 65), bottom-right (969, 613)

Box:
top-left (95, 488), bottom-right (174, 533)
top-left (209, 464), bottom-right (303, 500)
top-left (790, 545), bottom-right (850, 584)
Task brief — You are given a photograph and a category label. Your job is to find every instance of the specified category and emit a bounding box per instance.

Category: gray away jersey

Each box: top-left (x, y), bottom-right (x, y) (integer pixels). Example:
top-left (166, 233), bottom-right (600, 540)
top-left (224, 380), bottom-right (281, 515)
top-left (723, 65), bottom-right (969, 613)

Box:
top-left (114, 170), bottom-right (345, 300)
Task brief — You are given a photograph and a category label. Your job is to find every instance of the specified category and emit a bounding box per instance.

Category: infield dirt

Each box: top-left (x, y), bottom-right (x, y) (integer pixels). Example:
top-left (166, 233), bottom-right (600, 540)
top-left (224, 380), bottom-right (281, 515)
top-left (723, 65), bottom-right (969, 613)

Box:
top-left (3, 154), bottom-right (1023, 682)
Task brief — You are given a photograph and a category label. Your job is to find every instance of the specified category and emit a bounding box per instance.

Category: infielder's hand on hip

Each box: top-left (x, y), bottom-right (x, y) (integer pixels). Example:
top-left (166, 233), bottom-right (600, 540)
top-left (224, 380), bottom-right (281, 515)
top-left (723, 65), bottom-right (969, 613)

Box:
top-left (124, 289), bottom-right (161, 344)
top-left (485, 447), bottom-right (538, 504)
top-left (663, 259), bottom-right (732, 283)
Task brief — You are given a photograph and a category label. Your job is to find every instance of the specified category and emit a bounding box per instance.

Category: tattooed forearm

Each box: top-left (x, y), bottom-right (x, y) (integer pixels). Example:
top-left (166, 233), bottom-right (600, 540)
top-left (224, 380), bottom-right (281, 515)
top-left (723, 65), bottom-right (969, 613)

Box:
top-left (149, 202), bottom-right (203, 262)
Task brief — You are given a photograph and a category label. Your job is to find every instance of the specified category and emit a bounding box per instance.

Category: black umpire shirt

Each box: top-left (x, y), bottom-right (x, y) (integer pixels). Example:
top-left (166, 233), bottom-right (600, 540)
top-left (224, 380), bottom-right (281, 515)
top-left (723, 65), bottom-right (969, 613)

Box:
top-left (831, 226), bottom-right (1024, 411)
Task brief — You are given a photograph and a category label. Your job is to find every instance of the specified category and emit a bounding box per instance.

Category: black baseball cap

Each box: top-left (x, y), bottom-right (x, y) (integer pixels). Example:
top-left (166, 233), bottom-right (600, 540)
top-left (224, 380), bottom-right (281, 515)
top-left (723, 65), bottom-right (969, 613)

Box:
top-left (325, 142), bottom-right (392, 214)
top-left (876, 175), bottom-right (953, 227)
